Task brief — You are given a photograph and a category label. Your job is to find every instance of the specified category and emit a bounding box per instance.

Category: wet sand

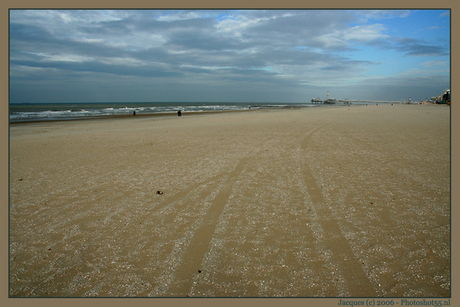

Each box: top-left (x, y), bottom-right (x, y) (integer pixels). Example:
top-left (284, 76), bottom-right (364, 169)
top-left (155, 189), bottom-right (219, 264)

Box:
top-left (9, 104), bottom-right (450, 297)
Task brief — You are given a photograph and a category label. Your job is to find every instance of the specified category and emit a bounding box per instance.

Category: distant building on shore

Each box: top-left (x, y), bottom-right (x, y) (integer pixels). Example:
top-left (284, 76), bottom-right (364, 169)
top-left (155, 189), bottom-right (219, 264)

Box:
top-left (323, 98), bottom-right (337, 104)
top-left (431, 89), bottom-right (450, 105)
top-left (311, 98), bottom-right (322, 103)
top-left (323, 91), bottom-right (336, 104)
top-left (310, 91), bottom-right (338, 104)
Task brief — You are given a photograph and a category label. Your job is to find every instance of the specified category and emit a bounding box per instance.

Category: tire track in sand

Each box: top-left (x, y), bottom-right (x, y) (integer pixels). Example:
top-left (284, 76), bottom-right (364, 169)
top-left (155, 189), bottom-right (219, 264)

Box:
top-left (301, 124), bottom-right (376, 296)
top-left (145, 166), bottom-right (242, 296)
top-left (163, 157), bottom-right (248, 297)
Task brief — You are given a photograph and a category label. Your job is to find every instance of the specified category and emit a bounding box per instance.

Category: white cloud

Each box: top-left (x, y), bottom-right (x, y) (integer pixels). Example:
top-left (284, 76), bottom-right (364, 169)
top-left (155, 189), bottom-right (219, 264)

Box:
top-left (421, 60), bottom-right (448, 68)
top-left (355, 10), bottom-right (412, 22)
top-left (215, 14), bottom-right (269, 38)
top-left (180, 64), bottom-right (237, 71)
top-left (313, 32), bottom-right (348, 48)
top-left (343, 24), bottom-right (388, 42)
top-left (21, 51), bottom-right (94, 63)
top-left (395, 67), bottom-right (449, 77)
top-left (440, 11), bottom-right (450, 18)
top-left (100, 57), bottom-right (145, 66)
top-left (313, 24), bottom-right (387, 49)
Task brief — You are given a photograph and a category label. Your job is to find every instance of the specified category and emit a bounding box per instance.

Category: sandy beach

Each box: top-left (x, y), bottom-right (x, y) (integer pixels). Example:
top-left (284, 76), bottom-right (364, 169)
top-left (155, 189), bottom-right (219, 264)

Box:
top-left (9, 104), bottom-right (450, 297)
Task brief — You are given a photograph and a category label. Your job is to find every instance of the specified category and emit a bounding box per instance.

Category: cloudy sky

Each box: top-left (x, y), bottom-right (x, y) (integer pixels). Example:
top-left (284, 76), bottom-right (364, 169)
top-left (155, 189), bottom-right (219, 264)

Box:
top-left (9, 9), bottom-right (450, 103)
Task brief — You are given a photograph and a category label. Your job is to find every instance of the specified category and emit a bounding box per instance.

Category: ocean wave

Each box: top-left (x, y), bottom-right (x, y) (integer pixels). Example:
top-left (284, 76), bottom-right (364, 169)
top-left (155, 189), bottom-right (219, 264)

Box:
top-left (9, 102), bottom-right (318, 122)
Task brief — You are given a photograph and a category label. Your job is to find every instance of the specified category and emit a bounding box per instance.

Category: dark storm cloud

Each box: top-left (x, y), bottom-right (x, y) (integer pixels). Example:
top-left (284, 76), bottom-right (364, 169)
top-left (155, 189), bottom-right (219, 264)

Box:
top-left (10, 22), bottom-right (132, 60)
top-left (10, 22), bottom-right (52, 43)
top-left (369, 37), bottom-right (449, 57)
top-left (165, 31), bottom-right (242, 51)
top-left (10, 59), bottom-right (182, 78)
top-left (321, 60), bottom-right (375, 71)
top-left (393, 39), bottom-right (449, 57)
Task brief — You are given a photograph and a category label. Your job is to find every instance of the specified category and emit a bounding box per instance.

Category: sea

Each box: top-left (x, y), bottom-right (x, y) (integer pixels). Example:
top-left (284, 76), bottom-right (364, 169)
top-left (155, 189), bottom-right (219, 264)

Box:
top-left (9, 102), bottom-right (323, 123)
